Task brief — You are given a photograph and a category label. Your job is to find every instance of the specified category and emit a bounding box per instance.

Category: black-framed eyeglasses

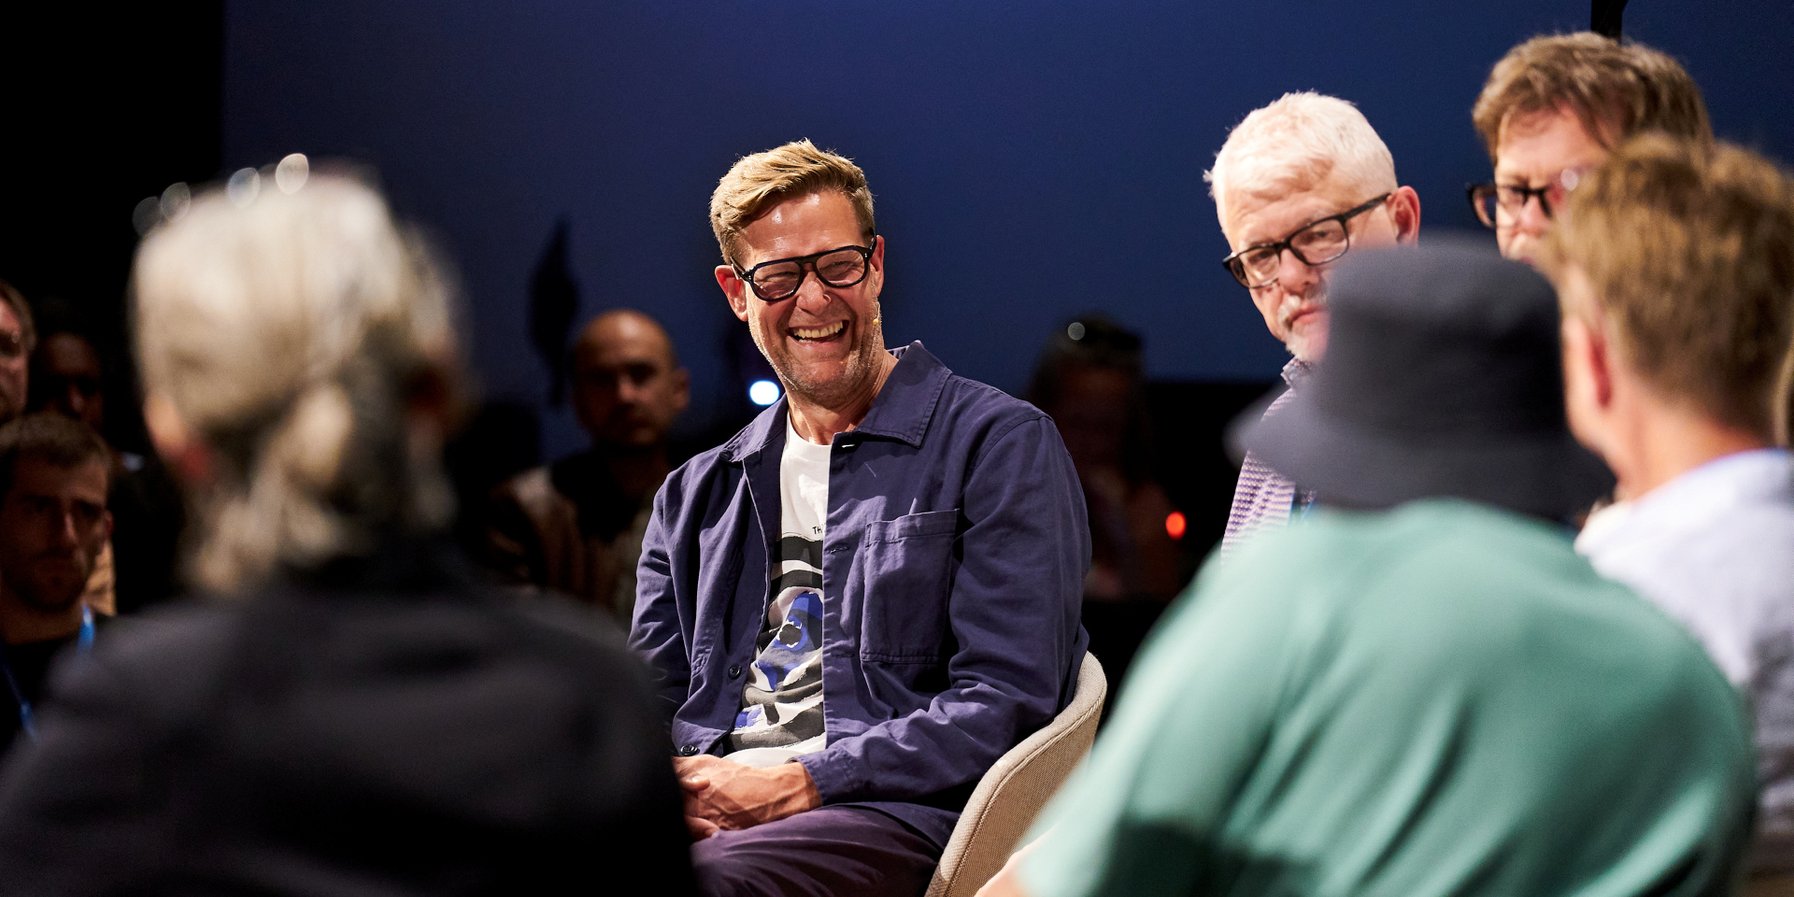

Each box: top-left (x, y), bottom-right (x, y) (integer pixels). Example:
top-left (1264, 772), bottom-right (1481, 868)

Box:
top-left (1465, 167), bottom-right (1589, 230)
top-left (732, 236), bottom-right (877, 302)
top-left (1220, 193), bottom-right (1392, 289)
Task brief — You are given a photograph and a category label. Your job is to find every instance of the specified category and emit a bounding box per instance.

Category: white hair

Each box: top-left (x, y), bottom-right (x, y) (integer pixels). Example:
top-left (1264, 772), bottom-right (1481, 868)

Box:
top-left (1205, 92), bottom-right (1400, 227)
top-left (132, 170), bottom-right (460, 593)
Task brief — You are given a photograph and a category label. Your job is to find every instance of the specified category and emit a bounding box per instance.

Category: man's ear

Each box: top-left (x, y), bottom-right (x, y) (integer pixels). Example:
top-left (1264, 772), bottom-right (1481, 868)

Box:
top-left (1562, 313), bottom-right (1615, 412)
top-left (1389, 186), bottom-right (1422, 244)
top-left (715, 266), bottom-right (750, 322)
top-left (864, 234), bottom-right (885, 299)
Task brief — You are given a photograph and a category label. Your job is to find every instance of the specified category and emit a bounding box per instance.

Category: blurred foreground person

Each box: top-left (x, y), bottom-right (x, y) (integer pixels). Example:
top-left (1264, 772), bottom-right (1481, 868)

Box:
top-left (982, 241), bottom-right (1753, 897)
top-left (1540, 134), bottom-right (1794, 881)
top-left (0, 170), bottom-right (695, 895)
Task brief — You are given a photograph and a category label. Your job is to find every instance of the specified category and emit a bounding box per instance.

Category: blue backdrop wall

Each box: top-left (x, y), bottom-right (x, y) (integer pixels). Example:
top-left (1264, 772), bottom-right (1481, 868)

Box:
top-left (220, 1), bottom-right (1794, 459)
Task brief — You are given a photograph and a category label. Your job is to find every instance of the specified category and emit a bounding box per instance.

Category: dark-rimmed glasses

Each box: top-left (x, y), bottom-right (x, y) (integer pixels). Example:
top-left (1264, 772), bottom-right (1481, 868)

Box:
top-left (1221, 194), bottom-right (1392, 289)
top-left (1465, 167), bottom-right (1589, 230)
top-left (732, 237), bottom-right (878, 302)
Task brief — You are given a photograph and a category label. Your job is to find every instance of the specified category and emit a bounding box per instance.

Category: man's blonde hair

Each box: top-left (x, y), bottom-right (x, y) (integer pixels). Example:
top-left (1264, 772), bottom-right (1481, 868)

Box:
top-left (1472, 32), bottom-right (1710, 160)
top-left (1205, 92), bottom-right (1399, 228)
top-left (709, 139), bottom-right (875, 264)
top-left (132, 169), bottom-right (461, 592)
top-left (1539, 134), bottom-right (1794, 439)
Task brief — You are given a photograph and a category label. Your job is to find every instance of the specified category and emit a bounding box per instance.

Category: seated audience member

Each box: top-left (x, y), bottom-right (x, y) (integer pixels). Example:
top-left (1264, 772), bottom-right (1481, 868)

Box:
top-left (633, 139), bottom-right (1088, 897)
top-left (26, 307), bottom-right (186, 615)
top-left (480, 308), bottom-right (689, 623)
top-left (0, 280), bottom-right (31, 429)
top-left (1468, 31), bottom-right (1710, 265)
top-left (982, 240), bottom-right (1755, 897)
top-left (0, 169), bottom-right (696, 895)
top-left (1538, 134), bottom-right (1794, 880)
top-left (0, 413), bottom-right (110, 758)
top-left (1207, 92), bottom-right (1421, 552)
top-left (1025, 314), bottom-right (1188, 709)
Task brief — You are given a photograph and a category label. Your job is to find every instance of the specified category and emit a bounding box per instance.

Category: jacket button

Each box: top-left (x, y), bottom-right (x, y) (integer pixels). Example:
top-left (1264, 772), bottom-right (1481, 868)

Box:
top-left (679, 744), bottom-right (699, 756)
top-left (728, 664), bottom-right (742, 678)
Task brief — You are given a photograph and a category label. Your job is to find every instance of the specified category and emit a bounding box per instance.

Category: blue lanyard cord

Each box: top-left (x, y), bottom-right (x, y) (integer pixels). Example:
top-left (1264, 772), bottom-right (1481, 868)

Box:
top-left (2, 607), bottom-right (97, 742)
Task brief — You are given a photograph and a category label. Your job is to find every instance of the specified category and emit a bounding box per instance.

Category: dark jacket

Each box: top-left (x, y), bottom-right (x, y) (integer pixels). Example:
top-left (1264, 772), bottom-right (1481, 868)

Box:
top-left (0, 541), bottom-right (696, 896)
top-left (632, 342), bottom-right (1090, 847)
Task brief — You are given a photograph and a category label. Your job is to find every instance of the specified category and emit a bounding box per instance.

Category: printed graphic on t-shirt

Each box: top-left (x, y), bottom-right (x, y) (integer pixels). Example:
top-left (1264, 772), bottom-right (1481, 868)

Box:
top-left (729, 422), bottom-right (830, 755)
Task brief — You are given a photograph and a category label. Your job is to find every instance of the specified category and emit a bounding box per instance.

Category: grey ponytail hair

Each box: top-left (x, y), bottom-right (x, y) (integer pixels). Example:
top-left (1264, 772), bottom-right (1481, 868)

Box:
top-left (132, 170), bottom-right (461, 593)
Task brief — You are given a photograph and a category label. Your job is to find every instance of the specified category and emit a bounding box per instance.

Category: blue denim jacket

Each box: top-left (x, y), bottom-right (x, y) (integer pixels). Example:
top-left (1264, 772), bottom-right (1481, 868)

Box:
top-left (632, 342), bottom-right (1089, 844)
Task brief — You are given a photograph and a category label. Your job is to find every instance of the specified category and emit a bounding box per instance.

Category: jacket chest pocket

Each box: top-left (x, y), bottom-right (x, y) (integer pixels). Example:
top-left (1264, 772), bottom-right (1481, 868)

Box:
top-left (852, 509), bottom-right (960, 663)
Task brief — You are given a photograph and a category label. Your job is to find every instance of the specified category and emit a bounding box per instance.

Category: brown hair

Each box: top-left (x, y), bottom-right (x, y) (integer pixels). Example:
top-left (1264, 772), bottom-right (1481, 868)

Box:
top-left (1472, 33), bottom-right (1710, 160)
top-left (1539, 134), bottom-right (1794, 438)
top-left (0, 412), bottom-right (110, 501)
top-left (709, 139), bottom-right (875, 264)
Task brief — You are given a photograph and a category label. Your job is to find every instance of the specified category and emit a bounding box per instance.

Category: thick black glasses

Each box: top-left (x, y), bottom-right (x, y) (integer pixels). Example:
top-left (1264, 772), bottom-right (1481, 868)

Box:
top-left (733, 237), bottom-right (877, 302)
top-left (1465, 167), bottom-right (1589, 229)
top-left (1221, 194), bottom-right (1391, 289)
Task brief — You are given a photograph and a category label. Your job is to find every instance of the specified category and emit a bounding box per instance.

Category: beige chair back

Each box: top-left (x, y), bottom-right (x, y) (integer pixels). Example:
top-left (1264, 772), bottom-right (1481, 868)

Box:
top-left (924, 652), bottom-right (1106, 897)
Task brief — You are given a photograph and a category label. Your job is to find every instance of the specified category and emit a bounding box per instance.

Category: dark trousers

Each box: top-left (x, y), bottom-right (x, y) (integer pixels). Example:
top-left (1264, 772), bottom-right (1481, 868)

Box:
top-left (691, 804), bottom-right (943, 897)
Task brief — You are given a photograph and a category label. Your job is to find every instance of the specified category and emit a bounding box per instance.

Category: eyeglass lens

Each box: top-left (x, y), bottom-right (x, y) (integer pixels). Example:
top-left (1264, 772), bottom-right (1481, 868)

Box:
top-left (749, 246), bottom-right (869, 300)
top-left (1234, 219), bottom-right (1351, 287)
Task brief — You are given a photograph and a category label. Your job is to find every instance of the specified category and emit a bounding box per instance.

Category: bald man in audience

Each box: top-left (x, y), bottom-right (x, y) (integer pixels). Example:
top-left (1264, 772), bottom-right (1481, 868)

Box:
top-left (480, 309), bottom-right (689, 622)
top-left (1538, 133), bottom-right (1794, 884)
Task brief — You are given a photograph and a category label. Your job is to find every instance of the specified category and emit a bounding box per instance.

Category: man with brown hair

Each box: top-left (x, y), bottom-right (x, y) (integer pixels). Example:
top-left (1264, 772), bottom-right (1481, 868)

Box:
top-left (1468, 32), bottom-right (1710, 263)
top-left (0, 413), bottom-right (111, 756)
top-left (633, 139), bottom-right (1088, 896)
top-left (1538, 133), bottom-right (1794, 880)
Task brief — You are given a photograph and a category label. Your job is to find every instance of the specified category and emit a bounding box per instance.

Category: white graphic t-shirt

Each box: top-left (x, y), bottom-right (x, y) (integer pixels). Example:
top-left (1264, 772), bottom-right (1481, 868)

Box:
top-left (727, 417), bottom-right (829, 760)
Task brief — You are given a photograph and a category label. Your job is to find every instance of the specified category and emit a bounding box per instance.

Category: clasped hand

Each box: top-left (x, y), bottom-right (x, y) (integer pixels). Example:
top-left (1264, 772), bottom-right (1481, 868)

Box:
top-left (674, 754), bottom-right (822, 840)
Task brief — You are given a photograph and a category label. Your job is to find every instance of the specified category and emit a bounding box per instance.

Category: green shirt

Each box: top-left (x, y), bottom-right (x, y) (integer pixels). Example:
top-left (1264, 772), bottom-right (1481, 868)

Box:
top-left (1022, 500), bottom-right (1754, 897)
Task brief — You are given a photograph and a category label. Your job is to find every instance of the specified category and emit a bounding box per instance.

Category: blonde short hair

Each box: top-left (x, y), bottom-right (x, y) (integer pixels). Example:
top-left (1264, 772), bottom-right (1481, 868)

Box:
top-left (1472, 32), bottom-right (1710, 160)
top-left (1539, 134), bottom-right (1794, 438)
top-left (132, 169), bottom-right (461, 592)
top-left (1205, 92), bottom-right (1399, 227)
top-left (709, 139), bottom-right (875, 264)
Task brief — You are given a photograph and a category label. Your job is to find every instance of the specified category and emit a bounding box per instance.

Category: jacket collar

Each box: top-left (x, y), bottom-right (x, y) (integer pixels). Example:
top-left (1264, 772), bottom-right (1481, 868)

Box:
top-left (723, 341), bottom-right (950, 462)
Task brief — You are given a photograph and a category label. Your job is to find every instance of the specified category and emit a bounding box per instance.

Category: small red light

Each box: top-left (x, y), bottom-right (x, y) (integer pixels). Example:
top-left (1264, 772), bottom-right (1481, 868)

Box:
top-left (1165, 511), bottom-right (1186, 540)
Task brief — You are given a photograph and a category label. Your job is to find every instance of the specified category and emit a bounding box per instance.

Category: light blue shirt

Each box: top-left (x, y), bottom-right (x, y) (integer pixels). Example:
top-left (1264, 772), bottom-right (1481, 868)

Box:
top-left (1577, 448), bottom-right (1794, 872)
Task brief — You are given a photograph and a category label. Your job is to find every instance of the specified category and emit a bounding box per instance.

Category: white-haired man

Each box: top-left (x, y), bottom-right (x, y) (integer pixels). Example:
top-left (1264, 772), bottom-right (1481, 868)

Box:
top-left (1206, 92), bottom-right (1420, 551)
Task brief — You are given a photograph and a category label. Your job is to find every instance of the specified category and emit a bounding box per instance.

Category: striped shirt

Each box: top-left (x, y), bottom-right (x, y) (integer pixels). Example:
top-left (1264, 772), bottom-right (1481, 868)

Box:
top-left (1221, 359), bottom-right (1314, 555)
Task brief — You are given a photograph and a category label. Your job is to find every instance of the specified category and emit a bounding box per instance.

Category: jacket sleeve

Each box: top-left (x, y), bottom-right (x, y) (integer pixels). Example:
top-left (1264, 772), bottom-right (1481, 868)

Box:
top-left (629, 478), bottom-right (693, 722)
top-left (800, 414), bottom-right (1091, 804)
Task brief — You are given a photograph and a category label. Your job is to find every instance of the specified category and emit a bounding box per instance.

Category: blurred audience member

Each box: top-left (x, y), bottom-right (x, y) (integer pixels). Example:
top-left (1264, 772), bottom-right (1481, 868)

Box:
top-left (0, 414), bottom-right (110, 758)
top-left (0, 169), bottom-right (696, 895)
top-left (0, 280), bottom-right (34, 428)
top-left (25, 306), bottom-right (186, 615)
top-left (1469, 32), bottom-right (1710, 264)
top-left (1207, 92), bottom-right (1421, 552)
top-left (1539, 134), bottom-right (1794, 880)
top-left (982, 241), bottom-right (1753, 897)
top-left (1026, 314), bottom-right (1188, 702)
top-left (479, 308), bottom-right (688, 623)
